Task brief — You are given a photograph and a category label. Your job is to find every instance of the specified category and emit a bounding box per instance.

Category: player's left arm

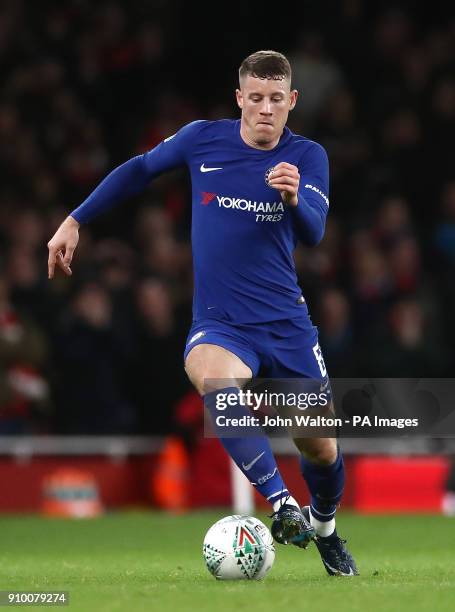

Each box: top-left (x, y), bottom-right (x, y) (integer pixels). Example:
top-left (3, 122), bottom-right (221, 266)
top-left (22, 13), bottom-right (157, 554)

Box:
top-left (267, 143), bottom-right (329, 246)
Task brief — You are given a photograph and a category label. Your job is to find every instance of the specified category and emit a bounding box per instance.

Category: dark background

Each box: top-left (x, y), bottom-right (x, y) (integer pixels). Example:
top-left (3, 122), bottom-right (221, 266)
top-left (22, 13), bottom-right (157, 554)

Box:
top-left (0, 0), bottom-right (454, 435)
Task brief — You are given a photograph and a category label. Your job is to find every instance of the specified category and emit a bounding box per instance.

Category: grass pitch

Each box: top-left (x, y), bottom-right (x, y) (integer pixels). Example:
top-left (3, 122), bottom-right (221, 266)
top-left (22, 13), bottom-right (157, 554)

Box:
top-left (0, 511), bottom-right (454, 611)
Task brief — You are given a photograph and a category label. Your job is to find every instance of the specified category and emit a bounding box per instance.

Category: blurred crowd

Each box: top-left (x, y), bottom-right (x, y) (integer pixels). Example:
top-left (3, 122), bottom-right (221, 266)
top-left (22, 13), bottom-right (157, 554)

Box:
top-left (0, 1), bottom-right (453, 434)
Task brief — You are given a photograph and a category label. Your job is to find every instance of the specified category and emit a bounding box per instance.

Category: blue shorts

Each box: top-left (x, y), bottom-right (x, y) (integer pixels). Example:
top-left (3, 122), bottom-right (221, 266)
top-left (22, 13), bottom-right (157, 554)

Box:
top-left (183, 316), bottom-right (329, 381)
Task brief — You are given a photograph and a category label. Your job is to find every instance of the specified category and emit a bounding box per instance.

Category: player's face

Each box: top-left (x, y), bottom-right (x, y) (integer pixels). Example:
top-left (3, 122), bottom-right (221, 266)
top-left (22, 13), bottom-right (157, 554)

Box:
top-left (236, 75), bottom-right (297, 150)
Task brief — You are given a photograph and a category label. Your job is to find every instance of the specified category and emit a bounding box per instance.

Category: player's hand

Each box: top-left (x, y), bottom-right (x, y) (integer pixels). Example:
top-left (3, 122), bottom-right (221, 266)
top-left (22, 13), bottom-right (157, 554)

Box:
top-left (266, 162), bottom-right (300, 207)
top-left (47, 216), bottom-right (80, 279)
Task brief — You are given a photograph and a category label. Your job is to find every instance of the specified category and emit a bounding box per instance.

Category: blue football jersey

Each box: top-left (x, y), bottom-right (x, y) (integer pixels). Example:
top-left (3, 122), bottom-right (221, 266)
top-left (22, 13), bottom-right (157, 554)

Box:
top-left (72, 119), bottom-right (329, 324)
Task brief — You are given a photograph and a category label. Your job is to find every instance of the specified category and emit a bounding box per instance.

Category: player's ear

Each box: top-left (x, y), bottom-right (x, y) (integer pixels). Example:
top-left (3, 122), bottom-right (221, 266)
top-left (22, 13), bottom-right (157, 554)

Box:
top-left (236, 89), bottom-right (243, 109)
top-left (289, 89), bottom-right (298, 111)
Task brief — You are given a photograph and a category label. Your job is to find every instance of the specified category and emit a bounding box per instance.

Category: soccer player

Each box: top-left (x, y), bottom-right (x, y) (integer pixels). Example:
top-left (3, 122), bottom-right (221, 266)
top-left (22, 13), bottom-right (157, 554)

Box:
top-left (47, 50), bottom-right (358, 576)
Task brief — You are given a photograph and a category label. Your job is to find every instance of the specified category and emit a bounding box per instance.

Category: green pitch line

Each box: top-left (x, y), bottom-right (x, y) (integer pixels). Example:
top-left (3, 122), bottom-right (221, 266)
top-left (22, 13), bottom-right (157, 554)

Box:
top-left (0, 512), bottom-right (454, 612)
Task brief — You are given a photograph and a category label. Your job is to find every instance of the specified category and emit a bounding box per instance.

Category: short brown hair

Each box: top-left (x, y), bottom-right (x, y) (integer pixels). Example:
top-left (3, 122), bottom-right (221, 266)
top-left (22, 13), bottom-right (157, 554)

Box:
top-left (239, 50), bottom-right (291, 84)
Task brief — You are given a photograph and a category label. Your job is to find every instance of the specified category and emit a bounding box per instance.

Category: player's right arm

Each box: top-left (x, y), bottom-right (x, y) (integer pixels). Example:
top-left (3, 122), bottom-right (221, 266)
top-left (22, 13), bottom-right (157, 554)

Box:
top-left (47, 120), bottom-right (206, 279)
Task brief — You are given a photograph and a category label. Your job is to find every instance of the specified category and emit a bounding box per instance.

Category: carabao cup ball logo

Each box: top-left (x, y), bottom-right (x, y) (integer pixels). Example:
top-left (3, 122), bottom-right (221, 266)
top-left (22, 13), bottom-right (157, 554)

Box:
top-left (265, 167), bottom-right (275, 187)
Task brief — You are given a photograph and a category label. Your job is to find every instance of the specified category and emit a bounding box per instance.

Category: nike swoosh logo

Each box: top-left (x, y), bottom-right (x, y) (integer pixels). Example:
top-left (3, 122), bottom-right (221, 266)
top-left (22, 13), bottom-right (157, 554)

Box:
top-left (242, 451), bottom-right (265, 471)
top-left (322, 560), bottom-right (355, 576)
top-left (200, 163), bottom-right (223, 173)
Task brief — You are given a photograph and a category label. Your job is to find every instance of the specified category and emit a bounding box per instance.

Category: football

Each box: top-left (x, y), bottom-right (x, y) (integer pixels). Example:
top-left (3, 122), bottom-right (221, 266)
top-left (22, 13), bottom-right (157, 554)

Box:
top-left (202, 515), bottom-right (275, 580)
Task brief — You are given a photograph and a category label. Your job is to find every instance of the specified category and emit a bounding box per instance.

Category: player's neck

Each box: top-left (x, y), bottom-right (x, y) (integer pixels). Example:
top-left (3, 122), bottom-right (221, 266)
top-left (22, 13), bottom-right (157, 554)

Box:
top-left (240, 123), bottom-right (281, 151)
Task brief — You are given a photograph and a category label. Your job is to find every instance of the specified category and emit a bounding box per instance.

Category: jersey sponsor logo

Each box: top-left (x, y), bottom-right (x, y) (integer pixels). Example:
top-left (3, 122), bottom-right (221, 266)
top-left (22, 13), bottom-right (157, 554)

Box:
top-left (200, 192), bottom-right (284, 222)
top-left (217, 196), bottom-right (284, 223)
top-left (201, 192), bottom-right (217, 205)
top-left (216, 196), bottom-right (284, 213)
top-left (304, 184), bottom-right (329, 207)
top-left (200, 163), bottom-right (223, 172)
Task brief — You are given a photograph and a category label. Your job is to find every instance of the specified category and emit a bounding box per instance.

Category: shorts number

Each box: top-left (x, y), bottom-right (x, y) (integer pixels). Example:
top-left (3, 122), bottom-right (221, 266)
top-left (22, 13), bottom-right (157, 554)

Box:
top-left (312, 343), bottom-right (327, 377)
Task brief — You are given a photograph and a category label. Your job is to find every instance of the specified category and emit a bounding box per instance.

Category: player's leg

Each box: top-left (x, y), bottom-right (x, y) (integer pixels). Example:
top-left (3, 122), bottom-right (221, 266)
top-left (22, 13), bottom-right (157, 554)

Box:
top-left (259, 318), bottom-right (358, 573)
top-left (185, 342), bottom-right (251, 396)
top-left (185, 342), bottom-right (296, 508)
top-left (290, 408), bottom-right (358, 575)
top-left (294, 435), bottom-right (341, 536)
top-left (184, 338), bottom-right (314, 546)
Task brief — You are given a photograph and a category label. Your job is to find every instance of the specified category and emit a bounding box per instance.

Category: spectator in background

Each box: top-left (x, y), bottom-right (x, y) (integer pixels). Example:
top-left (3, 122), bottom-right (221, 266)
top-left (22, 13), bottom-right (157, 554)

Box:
top-left (378, 108), bottom-right (426, 208)
top-left (428, 75), bottom-right (455, 182)
top-left (433, 180), bottom-right (455, 355)
top-left (387, 235), bottom-right (421, 295)
top-left (318, 288), bottom-right (355, 377)
top-left (129, 277), bottom-right (190, 434)
top-left (4, 209), bottom-right (73, 334)
top-left (314, 87), bottom-right (371, 212)
top-left (373, 195), bottom-right (413, 250)
top-left (0, 277), bottom-right (51, 433)
top-left (294, 217), bottom-right (345, 308)
top-left (357, 297), bottom-right (449, 377)
top-left (349, 235), bottom-right (394, 332)
top-left (289, 32), bottom-right (344, 132)
top-left (6, 245), bottom-right (57, 331)
top-left (134, 206), bottom-right (193, 306)
top-left (434, 181), bottom-right (455, 267)
top-left (94, 237), bottom-right (137, 335)
top-left (53, 282), bottom-right (136, 434)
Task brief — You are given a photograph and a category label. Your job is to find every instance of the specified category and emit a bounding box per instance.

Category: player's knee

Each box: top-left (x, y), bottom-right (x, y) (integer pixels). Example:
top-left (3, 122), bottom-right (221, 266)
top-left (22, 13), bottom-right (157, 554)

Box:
top-left (184, 362), bottom-right (206, 395)
top-left (185, 344), bottom-right (252, 395)
top-left (184, 357), bottom-right (230, 396)
top-left (300, 440), bottom-right (337, 466)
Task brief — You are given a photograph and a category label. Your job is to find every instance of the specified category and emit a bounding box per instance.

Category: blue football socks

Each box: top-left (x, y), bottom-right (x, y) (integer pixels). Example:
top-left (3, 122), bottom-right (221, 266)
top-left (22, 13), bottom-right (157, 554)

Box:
top-left (204, 387), bottom-right (291, 506)
top-left (300, 447), bottom-right (345, 524)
